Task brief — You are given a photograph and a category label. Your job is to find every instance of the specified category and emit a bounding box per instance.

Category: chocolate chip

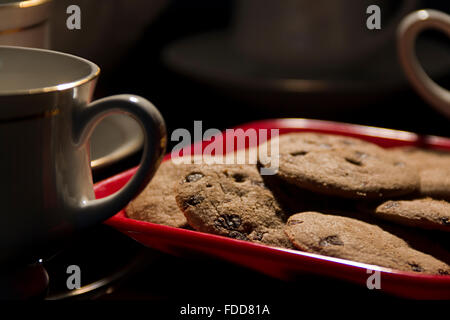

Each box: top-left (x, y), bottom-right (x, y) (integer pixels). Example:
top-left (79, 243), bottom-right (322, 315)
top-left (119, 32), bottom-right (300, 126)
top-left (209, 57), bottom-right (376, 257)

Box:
top-left (232, 173), bottom-right (247, 183)
top-left (408, 263), bottom-right (423, 272)
top-left (288, 220), bottom-right (303, 226)
top-left (228, 231), bottom-right (248, 241)
top-left (438, 269), bottom-right (449, 275)
top-left (440, 217), bottom-right (449, 226)
top-left (290, 151), bottom-right (308, 156)
top-left (383, 201), bottom-right (399, 209)
top-left (344, 157), bottom-right (363, 166)
top-left (206, 183), bottom-right (213, 188)
top-left (215, 214), bottom-right (242, 230)
top-left (185, 172), bottom-right (204, 182)
top-left (185, 195), bottom-right (204, 207)
top-left (252, 231), bottom-right (264, 241)
top-left (319, 235), bottom-right (344, 246)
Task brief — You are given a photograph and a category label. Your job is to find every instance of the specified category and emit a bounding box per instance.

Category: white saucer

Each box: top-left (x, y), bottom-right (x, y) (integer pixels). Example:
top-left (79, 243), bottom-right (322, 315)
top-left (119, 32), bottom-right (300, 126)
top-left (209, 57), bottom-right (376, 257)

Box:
top-left (90, 114), bottom-right (144, 171)
top-left (163, 31), bottom-right (450, 111)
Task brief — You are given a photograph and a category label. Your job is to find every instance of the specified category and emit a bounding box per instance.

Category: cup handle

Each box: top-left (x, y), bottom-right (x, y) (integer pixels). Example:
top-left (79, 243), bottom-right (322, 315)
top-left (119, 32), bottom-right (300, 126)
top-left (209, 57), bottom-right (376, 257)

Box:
top-left (72, 94), bottom-right (166, 227)
top-left (397, 9), bottom-right (450, 118)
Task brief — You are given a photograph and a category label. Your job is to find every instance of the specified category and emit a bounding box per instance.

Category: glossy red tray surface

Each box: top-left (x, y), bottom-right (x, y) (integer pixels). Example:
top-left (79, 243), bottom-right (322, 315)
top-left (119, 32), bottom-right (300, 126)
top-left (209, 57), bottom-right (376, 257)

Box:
top-left (96, 119), bottom-right (450, 299)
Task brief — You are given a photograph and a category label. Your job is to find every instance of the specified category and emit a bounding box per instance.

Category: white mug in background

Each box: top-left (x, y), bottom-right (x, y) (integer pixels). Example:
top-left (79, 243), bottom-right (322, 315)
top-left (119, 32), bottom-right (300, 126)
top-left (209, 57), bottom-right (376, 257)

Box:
top-left (0, 0), bottom-right (52, 48)
top-left (232, 0), bottom-right (418, 71)
top-left (397, 9), bottom-right (450, 119)
top-left (0, 46), bottom-right (167, 265)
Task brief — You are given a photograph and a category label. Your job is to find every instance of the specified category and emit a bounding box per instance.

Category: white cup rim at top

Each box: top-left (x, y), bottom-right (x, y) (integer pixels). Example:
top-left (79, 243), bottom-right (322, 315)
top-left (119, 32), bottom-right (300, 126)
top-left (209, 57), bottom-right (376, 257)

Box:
top-left (0, 45), bottom-right (100, 96)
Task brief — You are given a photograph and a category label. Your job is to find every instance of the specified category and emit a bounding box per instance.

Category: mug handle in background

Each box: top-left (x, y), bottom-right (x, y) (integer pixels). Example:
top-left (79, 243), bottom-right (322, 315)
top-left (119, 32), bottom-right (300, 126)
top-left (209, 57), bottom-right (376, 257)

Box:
top-left (72, 94), bottom-right (167, 228)
top-left (397, 9), bottom-right (450, 119)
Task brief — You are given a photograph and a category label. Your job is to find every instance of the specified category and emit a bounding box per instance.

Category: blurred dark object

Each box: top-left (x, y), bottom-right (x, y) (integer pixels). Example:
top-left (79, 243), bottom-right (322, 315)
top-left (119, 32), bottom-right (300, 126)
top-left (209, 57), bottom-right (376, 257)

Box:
top-left (230, 0), bottom-right (418, 71)
top-left (96, 0), bottom-right (449, 146)
top-left (162, 29), bottom-right (450, 113)
top-left (162, 0), bottom-right (450, 117)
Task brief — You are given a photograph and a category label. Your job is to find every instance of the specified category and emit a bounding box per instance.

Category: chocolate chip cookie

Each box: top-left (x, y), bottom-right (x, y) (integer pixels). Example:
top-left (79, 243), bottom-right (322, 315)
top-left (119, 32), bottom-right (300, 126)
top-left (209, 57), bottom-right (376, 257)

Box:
top-left (389, 146), bottom-right (450, 170)
top-left (285, 211), bottom-right (450, 274)
top-left (371, 198), bottom-right (450, 232)
top-left (259, 172), bottom-right (354, 215)
top-left (175, 164), bottom-right (293, 248)
top-left (418, 168), bottom-right (450, 200)
top-left (259, 133), bottom-right (420, 199)
top-left (125, 159), bottom-right (192, 228)
top-left (390, 147), bottom-right (450, 200)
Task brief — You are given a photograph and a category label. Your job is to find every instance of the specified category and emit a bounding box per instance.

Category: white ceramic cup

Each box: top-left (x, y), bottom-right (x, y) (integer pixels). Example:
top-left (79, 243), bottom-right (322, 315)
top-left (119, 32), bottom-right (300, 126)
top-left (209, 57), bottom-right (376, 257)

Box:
top-left (397, 9), bottom-right (450, 118)
top-left (0, 0), bottom-right (52, 49)
top-left (0, 46), bottom-right (167, 264)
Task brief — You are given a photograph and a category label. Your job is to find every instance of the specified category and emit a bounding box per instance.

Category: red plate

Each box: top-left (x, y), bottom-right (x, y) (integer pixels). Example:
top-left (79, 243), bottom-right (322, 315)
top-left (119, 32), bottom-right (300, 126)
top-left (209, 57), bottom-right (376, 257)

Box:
top-left (96, 119), bottom-right (450, 299)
